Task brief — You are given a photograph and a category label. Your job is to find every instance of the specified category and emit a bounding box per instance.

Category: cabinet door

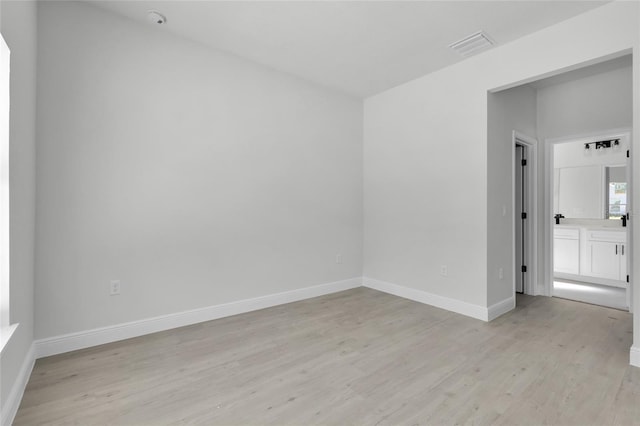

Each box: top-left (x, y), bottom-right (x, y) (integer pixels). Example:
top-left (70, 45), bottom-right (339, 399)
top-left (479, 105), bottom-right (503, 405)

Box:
top-left (586, 241), bottom-right (620, 280)
top-left (554, 238), bottom-right (580, 275)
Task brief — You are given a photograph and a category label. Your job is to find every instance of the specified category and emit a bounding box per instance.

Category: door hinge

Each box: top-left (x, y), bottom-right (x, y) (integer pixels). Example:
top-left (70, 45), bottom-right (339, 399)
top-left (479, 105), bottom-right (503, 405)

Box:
top-left (627, 150), bottom-right (630, 158)
top-left (521, 159), bottom-right (527, 166)
top-left (627, 275), bottom-right (629, 283)
top-left (521, 212), bottom-right (527, 219)
top-left (521, 265), bottom-right (527, 273)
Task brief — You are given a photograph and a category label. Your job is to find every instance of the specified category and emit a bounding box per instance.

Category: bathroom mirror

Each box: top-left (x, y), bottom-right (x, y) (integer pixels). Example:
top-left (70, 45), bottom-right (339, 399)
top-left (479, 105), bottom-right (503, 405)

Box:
top-left (554, 165), bottom-right (626, 220)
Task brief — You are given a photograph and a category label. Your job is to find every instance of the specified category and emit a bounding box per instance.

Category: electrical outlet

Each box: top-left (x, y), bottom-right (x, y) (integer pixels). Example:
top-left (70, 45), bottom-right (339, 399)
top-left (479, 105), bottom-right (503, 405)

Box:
top-left (499, 268), bottom-right (504, 280)
top-left (110, 280), bottom-right (121, 296)
top-left (336, 254), bottom-right (342, 264)
top-left (440, 265), bottom-right (448, 277)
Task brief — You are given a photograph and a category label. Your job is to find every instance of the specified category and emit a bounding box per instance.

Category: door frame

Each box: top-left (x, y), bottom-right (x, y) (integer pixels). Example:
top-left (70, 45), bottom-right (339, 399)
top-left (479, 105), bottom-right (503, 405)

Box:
top-left (543, 128), bottom-right (632, 307)
top-left (512, 131), bottom-right (538, 296)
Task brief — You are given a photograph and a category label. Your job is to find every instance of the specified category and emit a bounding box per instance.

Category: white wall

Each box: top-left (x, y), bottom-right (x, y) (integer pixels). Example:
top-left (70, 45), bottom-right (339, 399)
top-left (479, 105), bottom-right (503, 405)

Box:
top-left (538, 65), bottom-right (633, 143)
top-left (554, 139), bottom-right (628, 169)
top-left (0, 0), bottom-right (37, 416)
top-left (364, 2), bottom-right (638, 323)
top-left (634, 4), bottom-right (640, 368)
top-left (364, 71), bottom-right (489, 307)
top-left (487, 86), bottom-right (537, 305)
top-left (35, 2), bottom-right (363, 339)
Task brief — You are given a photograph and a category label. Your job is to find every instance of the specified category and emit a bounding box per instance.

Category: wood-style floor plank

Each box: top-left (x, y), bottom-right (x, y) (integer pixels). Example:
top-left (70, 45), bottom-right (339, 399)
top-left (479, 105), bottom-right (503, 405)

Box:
top-left (13, 288), bottom-right (640, 425)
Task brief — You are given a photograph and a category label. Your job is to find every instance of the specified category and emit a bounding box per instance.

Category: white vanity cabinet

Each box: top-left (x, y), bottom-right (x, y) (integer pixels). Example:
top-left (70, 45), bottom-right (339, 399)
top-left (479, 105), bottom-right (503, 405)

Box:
top-left (554, 226), bottom-right (627, 288)
top-left (584, 229), bottom-right (626, 283)
top-left (553, 227), bottom-right (580, 275)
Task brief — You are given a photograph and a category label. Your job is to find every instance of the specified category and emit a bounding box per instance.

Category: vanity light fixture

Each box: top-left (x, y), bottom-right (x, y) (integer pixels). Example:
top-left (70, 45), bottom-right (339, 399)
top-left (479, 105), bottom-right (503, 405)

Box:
top-left (584, 139), bottom-right (620, 150)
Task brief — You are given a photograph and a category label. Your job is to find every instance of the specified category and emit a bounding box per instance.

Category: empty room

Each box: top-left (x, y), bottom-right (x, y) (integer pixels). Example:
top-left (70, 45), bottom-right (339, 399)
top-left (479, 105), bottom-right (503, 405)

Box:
top-left (1, 1), bottom-right (639, 425)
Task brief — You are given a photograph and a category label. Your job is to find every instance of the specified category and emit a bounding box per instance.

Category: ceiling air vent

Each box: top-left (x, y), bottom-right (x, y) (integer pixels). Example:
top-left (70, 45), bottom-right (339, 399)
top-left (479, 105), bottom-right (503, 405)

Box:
top-left (449, 31), bottom-right (495, 57)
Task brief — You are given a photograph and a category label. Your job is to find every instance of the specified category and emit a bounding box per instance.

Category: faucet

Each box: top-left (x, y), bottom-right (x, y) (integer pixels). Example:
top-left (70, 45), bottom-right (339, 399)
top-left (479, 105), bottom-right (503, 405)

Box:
top-left (554, 214), bottom-right (565, 225)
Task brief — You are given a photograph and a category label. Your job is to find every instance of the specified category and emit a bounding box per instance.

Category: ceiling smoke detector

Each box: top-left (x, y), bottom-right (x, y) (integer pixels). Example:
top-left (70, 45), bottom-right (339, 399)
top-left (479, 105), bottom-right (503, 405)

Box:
top-left (449, 31), bottom-right (495, 57)
top-left (147, 10), bottom-right (167, 25)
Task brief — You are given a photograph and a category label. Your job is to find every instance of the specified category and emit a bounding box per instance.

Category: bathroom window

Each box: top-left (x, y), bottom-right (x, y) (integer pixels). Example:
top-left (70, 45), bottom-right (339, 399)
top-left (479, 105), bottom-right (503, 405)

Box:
top-left (606, 166), bottom-right (627, 219)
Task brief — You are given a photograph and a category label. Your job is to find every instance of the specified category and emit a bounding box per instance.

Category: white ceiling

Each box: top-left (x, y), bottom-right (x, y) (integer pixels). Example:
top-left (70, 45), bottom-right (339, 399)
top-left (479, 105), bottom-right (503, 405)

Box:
top-left (90, 1), bottom-right (609, 98)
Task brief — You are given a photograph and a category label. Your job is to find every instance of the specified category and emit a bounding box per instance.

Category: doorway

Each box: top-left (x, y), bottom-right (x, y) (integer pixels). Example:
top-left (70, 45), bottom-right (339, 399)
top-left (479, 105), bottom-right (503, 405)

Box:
top-left (545, 130), bottom-right (632, 311)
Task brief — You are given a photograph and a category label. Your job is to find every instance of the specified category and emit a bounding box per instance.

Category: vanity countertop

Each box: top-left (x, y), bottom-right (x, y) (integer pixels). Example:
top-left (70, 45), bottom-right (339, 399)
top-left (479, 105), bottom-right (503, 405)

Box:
top-left (555, 224), bottom-right (626, 231)
top-left (555, 220), bottom-right (625, 230)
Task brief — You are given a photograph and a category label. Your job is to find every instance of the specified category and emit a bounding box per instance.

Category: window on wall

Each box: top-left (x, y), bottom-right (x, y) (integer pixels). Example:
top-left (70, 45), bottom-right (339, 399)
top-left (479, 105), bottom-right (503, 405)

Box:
top-left (608, 182), bottom-right (627, 219)
top-left (606, 166), bottom-right (627, 219)
top-left (0, 33), bottom-right (10, 332)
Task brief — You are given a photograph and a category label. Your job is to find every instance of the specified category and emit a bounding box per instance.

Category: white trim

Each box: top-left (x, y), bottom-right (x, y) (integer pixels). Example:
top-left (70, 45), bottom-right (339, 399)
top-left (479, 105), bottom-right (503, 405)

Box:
top-left (513, 131), bottom-right (539, 296)
top-left (487, 296), bottom-right (516, 321)
top-left (0, 323), bottom-right (17, 354)
top-left (544, 128), bottom-right (632, 299)
top-left (35, 277), bottom-right (362, 359)
top-left (631, 345), bottom-right (640, 368)
top-left (624, 136), bottom-right (633, 314)
top-left (0, 33), bottom-right (11, 329)
top-left (363, 277), bottom-right (490, 321)
top-left (1, 342), bottom-right (35, 426)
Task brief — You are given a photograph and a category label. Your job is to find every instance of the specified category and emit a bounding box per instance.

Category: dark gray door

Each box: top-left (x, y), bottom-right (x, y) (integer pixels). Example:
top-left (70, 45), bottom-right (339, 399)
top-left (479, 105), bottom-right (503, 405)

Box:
top-left (515, 144), bottom-right (526, 294)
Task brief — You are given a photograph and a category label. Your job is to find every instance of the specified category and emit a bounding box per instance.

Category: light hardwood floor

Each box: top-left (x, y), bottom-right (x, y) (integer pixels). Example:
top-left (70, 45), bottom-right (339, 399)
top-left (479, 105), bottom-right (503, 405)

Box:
top-left (14, 288), bottom-right (640, 425)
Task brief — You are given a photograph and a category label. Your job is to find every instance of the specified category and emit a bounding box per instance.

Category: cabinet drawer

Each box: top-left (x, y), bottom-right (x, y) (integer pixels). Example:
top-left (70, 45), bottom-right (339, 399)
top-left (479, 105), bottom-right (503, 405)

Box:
top-left (586, 230), bottom-right (626, 243)
top-left (554, 228), bottom-right (579, 239)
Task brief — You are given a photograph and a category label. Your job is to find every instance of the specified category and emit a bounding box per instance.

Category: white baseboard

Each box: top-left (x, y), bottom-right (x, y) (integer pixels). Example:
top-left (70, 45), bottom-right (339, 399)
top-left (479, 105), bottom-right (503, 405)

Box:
top-left (631, 346), bottom-right (640, 368)
top-left (35, 277), bottom-right (362, 359)
top-left (363, 277), bottom-right (490, 321)
top-left (487, 296), bottom-right (515, 321)
top-left (1, 343), bottom-right (35, 426)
